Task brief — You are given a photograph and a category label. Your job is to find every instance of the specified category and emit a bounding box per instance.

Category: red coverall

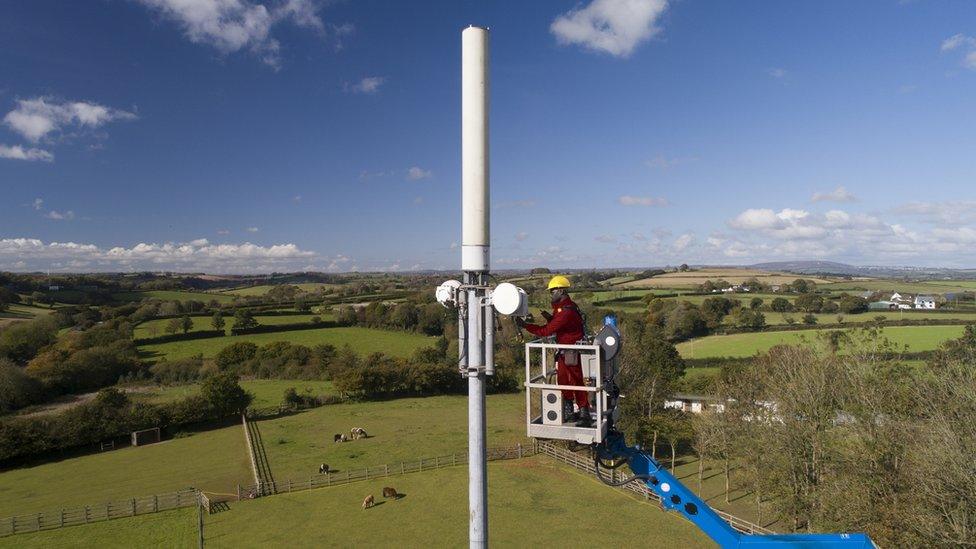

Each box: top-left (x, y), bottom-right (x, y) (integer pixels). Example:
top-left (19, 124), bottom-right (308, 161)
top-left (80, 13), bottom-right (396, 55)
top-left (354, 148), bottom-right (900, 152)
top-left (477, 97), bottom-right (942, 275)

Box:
top-left (524, 296), bottom-right (589, 410)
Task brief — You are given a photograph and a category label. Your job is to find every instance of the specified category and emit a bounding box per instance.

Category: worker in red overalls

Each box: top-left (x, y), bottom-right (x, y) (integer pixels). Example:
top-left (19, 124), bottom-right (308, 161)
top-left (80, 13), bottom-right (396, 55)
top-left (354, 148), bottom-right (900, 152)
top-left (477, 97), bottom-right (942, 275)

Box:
top-left (517, 275), bottom-right (592, 427)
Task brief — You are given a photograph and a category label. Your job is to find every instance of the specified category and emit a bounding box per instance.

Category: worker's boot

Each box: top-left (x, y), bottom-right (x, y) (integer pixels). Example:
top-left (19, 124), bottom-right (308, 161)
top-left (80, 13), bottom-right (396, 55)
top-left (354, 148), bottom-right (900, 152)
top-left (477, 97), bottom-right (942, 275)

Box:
top-left (576, 407), bottom-right (593, 427)
top-left (562, 400), bottom-right (575, 423)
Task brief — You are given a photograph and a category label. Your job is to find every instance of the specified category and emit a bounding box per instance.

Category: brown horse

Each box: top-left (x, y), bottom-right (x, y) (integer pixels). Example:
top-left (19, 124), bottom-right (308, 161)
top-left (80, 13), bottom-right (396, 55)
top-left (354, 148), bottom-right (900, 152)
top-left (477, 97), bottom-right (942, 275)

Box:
top-left (362, 494), bottom-right (375, 509)
top-left (382, 487), bottom-right (398, 499)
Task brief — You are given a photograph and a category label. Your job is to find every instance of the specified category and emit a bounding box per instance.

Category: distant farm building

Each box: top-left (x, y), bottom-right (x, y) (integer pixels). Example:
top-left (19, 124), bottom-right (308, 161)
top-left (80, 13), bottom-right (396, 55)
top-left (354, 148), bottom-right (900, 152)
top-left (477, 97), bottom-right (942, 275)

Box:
top-left (914, 295), bottom-right (936, 309)
top-left (664, 394), bottom-right (725, 414)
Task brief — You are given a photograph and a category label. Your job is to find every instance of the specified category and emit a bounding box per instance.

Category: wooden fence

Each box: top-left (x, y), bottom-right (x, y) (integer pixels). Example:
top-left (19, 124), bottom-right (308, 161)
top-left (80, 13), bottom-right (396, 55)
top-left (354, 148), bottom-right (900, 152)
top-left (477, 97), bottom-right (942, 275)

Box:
top-left (235, 443), bottom-right (533, 499)
top-left (241, 413), bottom-right (262, 492)
top-left (0, 489), bottom-right (199, 538)
top-left (536, 440), bottom-right (773, 536)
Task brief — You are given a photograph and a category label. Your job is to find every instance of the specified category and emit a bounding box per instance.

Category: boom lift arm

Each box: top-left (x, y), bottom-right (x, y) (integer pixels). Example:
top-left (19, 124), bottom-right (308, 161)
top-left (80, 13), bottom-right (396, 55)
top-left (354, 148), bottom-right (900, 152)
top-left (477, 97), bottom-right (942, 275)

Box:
top-left (594, 430), bottom-right (875, 548)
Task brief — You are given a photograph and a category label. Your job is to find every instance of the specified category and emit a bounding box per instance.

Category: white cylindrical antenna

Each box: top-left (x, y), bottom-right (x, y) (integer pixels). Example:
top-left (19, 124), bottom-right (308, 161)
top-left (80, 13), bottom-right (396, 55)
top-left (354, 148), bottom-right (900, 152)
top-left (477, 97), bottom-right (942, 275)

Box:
top-left (462, 24), bottom-right (490, 549)
top-left (461, 25), bottom-right (489, 272)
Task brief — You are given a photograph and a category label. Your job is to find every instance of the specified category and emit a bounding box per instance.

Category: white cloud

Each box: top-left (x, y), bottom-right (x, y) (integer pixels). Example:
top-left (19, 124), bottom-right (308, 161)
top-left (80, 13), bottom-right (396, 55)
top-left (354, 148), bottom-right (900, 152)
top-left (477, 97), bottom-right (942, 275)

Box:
top-left (551, 0), bottom-right (668, 58)
top-left (766, 67), bottom-right (787, 79)
top-left (406, 166), bottom-right (432, 180)
top-left (672, 233), bottom-right (694, 251)
top-left (940, 34), bottom-right (976, 70)
top-left (594, 234), bottom-right (617, 243)
top-left (44, 210), bottom-right (75, 221)
top-left (217, 229), bottom-right (231, 235)
top-left (0, 237), bottom-right (317, 273)
top-left (246, 226), bottom-right (260, 233)
top-left (893, 201), bottom-right (976, 226)
top-left (618, 195), bottom-right (668, 207)
top-left (515, 231), bottom-right (529, 242)
top-left (0, 144), bottom-right (54, 162)
top-left (330, 22), bottom-right (355, 51)
top-left (3, 97), bottom-right (136, 143)
top-left (941, 34), bottom-right (976, 52)
top-left (811, 186), bottom-right (856, 203)
top-left (32, 198), bottom-right (44, 210)
top-left (346, 76), bottom-right (386, 94)
top-left (135, 0), bottom-right (329, 67)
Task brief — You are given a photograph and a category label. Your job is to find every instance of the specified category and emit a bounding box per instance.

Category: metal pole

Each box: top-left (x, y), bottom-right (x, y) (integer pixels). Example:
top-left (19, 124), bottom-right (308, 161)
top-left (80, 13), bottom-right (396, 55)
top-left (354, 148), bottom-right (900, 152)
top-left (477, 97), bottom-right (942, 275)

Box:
top-left (197, 493), bottom-right (204, 549)
top-left (462, 25), bottom-right (490, 549)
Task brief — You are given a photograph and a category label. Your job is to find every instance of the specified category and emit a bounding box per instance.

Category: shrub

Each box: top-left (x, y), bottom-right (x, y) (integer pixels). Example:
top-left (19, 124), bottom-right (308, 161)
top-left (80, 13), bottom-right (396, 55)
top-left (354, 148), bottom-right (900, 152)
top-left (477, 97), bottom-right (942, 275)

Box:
top-left (0, 358), bottom-right (45, 412)
top-left (214, 342), bottom-right (258, 370)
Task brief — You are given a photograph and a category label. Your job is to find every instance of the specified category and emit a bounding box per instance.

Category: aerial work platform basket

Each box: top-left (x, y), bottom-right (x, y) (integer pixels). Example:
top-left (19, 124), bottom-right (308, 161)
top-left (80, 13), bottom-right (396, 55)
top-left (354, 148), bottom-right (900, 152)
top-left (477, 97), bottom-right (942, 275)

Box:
top-left (524, 338), bottom-right (620, 445)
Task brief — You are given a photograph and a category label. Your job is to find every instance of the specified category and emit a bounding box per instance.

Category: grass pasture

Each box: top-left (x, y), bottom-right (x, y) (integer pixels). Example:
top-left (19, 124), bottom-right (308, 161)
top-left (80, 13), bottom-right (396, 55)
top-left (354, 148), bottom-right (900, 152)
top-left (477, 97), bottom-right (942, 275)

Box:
top-left (133, 313), bottom-right (331, 339)
top-left (218, 283), bottom-right (340, 297)
top-left (818, 279), bottom-right (973, 295)
top-left (112, 290), bottom-right (239, 304)
top-left (0, 303), bottom-right (54, 327)
top-left (618, 269), bottom-right (834, 289)
top-left (257, 393), bottom-right (529, 483)
top-left (676, 325), bottom-right (966, 359)
top-left (139, 326), bottom-right (436, 361)
top-left (2, 458), bottom-right (711, 548)
top-left (0, 422), bottom-right (251, 518)
top-left (139, 379), bottom-right (335, 408)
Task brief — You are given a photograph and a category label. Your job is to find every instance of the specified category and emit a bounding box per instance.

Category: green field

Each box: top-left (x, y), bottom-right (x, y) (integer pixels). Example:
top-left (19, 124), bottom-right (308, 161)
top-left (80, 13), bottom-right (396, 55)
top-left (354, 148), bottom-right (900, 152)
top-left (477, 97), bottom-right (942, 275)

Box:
top-left (112, 290), bottom-right (239, 304)
top-left (758, 310), bottom-right (976, 326)
top-left (139, 327), bottom-right (436, 361)
top-left (0, 508), bottom-right (198, 548)
top-left (676, 325), bottom-right (967, 359)
top-left (0, 303), bottom-right (54, 327)
top-left (818, 280), bottom-right (972, 295)
top-left (0, 422), bottom-right (251, 518)
top-left (139, 379), bottom-right (335, 408)
top-left (2, 458), bottom-right (711, 548)
top-left (218, 283), bottom-right (339, 297)
top-left (133, 313), bottom-right (332, 339)
top-left (257, 393), bottom-right (528, 483)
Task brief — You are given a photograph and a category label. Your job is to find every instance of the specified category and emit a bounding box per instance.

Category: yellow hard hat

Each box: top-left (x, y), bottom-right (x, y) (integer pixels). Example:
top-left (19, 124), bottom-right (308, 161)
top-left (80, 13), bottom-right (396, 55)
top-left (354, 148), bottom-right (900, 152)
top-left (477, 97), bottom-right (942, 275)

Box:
top-left (547, 275), bottom-right (571, 290)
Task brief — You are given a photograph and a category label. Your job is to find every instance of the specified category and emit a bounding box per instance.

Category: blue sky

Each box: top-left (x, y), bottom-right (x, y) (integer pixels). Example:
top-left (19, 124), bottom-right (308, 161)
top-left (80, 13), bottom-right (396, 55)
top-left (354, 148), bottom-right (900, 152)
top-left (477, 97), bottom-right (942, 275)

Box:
top-left (2, 0), bottom-right (975, 273)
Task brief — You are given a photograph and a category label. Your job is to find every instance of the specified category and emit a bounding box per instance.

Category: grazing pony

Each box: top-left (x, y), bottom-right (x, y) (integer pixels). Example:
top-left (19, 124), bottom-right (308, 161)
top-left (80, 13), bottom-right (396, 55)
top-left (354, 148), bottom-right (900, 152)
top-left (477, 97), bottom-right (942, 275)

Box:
top-left (319, 463), bottom-right (329, 474)
top-left (382, 487), bottom-right (398, 499)
top-left (362, 494), bottom-right (375, 509)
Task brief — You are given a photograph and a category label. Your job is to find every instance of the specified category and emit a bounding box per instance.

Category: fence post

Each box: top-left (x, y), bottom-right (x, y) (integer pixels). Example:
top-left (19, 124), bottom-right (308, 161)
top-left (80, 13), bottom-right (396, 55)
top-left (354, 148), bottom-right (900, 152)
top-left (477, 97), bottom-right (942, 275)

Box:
top-left (365, 467), bottom-right (369, 480)
top-left (385, 464), bottom-right (389, 476)
top-left (131, 498), bottom-right (137, 516)
top-left (60, 509), bottom-right (65, 527)
top-left (154, 495), bottom-right (159, 512)
top-left (435, 456), bottom-right (439, 468)
top-left (401, 462), bottom-right (404, 474)
top-left (105, 503), bottom-right (110, 520)
top-left (453, 453), bottom-right (457, 466)
top-left (517, 443), bottom-right (522, 459)
top-left (309, 476), bottom-right (313, 490)
top-left (85, 506), bottom-right (90, 523)
top-left (35, 513), bottom-right (41, 531)
top-left (237, 485), bottom-right (241, 501)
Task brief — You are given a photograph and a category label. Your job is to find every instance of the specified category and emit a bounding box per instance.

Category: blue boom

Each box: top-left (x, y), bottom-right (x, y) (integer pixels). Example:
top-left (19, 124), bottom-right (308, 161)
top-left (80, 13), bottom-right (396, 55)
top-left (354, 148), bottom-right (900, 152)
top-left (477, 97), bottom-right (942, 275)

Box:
top-left (595, 430), bottom-right (875, 548)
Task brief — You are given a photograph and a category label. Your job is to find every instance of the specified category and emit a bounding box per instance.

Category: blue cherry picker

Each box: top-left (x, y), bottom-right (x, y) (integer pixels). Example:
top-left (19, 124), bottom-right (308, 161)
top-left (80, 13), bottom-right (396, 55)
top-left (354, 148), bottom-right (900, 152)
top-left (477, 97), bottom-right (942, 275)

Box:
top-left (520, 312), bottom-right (876, 549)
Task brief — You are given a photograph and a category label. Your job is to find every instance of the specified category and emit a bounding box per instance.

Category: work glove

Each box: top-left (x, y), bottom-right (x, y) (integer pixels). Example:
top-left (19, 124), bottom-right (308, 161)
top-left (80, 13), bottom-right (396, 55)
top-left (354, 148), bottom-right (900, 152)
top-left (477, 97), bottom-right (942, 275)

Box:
top-left (540, 310), bottom-right (553, 322)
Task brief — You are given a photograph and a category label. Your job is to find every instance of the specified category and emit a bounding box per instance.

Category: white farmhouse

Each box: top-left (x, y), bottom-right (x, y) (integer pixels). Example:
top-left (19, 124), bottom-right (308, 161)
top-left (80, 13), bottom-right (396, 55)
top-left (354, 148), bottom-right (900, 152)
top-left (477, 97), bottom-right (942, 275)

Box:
top-left (914, 295), bottom-right (936, 309)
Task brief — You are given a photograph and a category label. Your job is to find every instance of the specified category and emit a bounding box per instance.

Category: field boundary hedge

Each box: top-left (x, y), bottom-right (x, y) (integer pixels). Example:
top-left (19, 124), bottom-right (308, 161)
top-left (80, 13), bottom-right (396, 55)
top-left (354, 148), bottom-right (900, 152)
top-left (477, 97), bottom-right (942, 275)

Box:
top-left (133, 330), bottom-right (226, 345)
top-left (229, 320), bottom-right (336, 336)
